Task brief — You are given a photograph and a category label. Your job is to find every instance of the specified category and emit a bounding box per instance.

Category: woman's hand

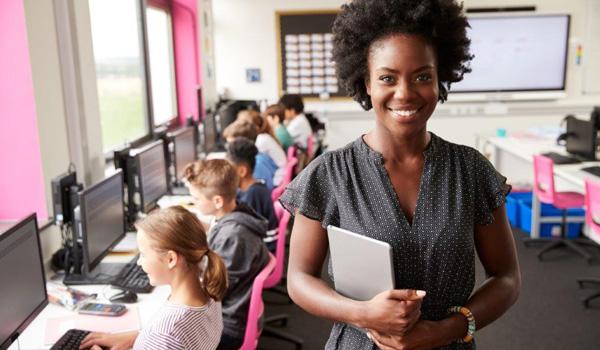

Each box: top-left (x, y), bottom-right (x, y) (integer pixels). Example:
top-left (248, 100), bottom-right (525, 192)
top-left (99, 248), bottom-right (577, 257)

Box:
top-left (367, 319), bottom-right (441, 350)
top-left (360, 289), bottom-right (426, 336)
top-left (79, 331), bottom-right (138, 350)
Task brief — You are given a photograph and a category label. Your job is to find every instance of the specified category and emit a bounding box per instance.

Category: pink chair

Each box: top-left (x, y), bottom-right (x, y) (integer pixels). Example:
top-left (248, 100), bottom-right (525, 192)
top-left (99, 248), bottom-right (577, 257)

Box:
top-left (287, 146), bottom-right (297, 162)
top-left (239, 253), bottom-right (276, 350)
top-left (271, 157), bottom-right (298, 203)
top-left (525, 155), bottom-right (591, 261)
top-left (265, 203), bottom-right (291, 289)
top-left (259, 203), bottom-right (303, 349)
top-left (306, 134), bottom-right (315, 162)
top-left (577, 178), bottom-right (600, 306)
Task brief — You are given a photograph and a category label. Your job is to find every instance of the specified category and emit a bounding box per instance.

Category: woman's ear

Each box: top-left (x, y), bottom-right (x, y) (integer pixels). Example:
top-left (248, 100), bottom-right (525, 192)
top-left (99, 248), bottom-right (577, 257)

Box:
top-left (166, 250), bottom-right (178, 270)
top-left (365, 76), bottom-right (371, 95)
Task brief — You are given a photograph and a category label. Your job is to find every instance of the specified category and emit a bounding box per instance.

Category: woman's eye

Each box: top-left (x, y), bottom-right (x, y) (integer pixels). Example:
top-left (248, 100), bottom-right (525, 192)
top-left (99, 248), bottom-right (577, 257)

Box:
top-left (379, 75), bottom-right (395, 83)
top-left (416, 73), bottom-right (432, 82)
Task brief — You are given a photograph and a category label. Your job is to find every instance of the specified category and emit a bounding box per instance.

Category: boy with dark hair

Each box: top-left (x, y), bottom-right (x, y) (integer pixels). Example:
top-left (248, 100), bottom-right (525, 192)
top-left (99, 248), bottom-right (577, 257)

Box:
top-left (226, 138), bottom-right (278, 231)
top-left (222, 120), bottom-right (278, 190)
top-left (183, 159), bottom-right (270, 350)
top-left (278, 94), bottom-right (312, 148)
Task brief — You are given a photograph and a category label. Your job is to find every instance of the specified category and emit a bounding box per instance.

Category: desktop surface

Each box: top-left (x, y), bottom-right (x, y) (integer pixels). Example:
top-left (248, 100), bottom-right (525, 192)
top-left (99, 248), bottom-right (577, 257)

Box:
top-left (8, 249), bottom-right (169, 350)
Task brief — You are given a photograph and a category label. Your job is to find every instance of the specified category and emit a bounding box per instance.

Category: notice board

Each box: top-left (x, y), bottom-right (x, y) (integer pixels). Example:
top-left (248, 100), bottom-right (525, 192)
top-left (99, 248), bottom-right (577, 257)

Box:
top-left (276, 11), bottom-right (348, 99)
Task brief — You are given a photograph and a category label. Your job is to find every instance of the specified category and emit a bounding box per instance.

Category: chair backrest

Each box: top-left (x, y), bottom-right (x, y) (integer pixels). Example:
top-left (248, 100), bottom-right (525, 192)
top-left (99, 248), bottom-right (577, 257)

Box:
top-left (584, 178), bottom-right (600, 241)
top-left (239, 253), bottom-right (277, 350)
top-left (264, 203), bottom-right (291, 289)
top-left (287, 146), bottom-right (297, 162)
top-left (271, 157), bottom-right (298, 203)
top-left (533, 155), bottom-right (557, 204)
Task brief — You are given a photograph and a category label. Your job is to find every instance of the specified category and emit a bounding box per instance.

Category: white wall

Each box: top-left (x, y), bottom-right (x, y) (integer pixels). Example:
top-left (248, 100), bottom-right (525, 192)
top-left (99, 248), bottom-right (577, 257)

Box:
top-left (23, 0), bottom-right (69, 266)
top-left (211, 0), bottom-right (600, 148)
top-left (23, 0), bottom-right (106, 267)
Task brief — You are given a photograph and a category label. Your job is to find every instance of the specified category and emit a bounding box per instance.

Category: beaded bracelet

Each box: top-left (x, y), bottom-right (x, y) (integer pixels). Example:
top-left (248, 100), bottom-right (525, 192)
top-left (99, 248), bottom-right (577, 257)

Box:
top-left (447, 306), bottom-right (476, 343)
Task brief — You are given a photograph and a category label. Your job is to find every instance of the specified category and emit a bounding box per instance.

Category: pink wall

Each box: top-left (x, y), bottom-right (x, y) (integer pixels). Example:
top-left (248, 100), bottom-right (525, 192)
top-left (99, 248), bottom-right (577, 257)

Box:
top-left (172, 0), bottom-right (201, 124)
top-left (0, 0), bottom-right (47, 221)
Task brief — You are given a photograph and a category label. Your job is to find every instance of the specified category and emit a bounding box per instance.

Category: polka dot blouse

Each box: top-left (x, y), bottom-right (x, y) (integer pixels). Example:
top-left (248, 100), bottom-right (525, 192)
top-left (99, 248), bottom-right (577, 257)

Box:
top-left (280, 133), bottom-right (510, 350)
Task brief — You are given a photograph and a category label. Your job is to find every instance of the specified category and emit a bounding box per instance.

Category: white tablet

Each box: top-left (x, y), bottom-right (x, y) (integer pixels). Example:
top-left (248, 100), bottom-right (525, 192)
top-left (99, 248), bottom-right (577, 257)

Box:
top-left (327, 225), bottom-right (395, 301)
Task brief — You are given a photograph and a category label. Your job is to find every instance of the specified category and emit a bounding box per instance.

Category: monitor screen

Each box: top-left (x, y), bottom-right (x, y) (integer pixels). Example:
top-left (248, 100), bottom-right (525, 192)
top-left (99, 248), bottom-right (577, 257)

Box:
top-left (136, 140), bottom-right (168, 212)
top-left (0, 214), bottom-right (47, 349)
top-left (173, 126), bottom-right (196, 180)
top-left (451, 14), bottom-right (569, 93)
top-left (79, 170), bottom-right (125, 271)
top-left (566, 118), bottom-right (596, 160)
top-left (203, 113), bottom-right (218, 153)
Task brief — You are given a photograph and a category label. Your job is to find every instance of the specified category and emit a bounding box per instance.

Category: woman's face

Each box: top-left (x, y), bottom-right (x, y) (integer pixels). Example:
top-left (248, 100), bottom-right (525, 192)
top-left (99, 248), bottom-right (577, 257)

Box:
top-left (136, 229), bottom-right (171, 286)
top-left (365, 33), bottom-right (439, 138)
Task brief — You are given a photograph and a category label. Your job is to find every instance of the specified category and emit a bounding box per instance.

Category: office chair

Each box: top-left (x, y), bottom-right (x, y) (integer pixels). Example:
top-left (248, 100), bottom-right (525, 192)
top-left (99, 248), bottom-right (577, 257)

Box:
top-left (523, 155), bottom-right (594, 262)
top-left (577, 178), bottom-right (600, 307)
top-left (261, 203), bottom-right (303, 349)
top-left (239, 254), bottom-right (276, 350)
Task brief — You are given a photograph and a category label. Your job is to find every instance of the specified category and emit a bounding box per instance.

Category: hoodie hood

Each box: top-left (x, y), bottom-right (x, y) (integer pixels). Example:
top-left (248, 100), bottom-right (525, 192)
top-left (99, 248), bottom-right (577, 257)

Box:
top-left (212, 202), bottom-right (268, 239)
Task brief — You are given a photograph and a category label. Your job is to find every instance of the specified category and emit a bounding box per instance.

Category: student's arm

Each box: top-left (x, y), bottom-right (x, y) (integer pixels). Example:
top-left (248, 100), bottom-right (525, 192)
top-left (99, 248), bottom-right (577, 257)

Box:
top-left (276, 125), bottom-right (294, 150)
top-left (79, 331), bottom-right (138, 350)
top-left (287, 213), bottom-right (426, 336)
top-left (369, 205), bottom-right (521, 350)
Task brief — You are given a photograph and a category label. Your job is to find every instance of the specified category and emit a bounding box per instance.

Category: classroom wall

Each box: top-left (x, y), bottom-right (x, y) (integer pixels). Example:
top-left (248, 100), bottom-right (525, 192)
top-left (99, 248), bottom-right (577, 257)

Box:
top-left (211, 0), bottom-right (600, 148)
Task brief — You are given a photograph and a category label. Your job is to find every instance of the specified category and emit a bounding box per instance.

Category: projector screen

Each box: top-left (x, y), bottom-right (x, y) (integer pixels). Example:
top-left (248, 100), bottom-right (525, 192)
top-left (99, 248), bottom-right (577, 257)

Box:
top-left (450, 15), bottom-right (570, 93)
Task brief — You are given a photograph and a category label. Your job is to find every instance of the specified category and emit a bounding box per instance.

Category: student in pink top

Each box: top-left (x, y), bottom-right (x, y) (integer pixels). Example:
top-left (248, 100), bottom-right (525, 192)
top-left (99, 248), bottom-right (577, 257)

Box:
top-left (80, 207), bottom-right (228, 350)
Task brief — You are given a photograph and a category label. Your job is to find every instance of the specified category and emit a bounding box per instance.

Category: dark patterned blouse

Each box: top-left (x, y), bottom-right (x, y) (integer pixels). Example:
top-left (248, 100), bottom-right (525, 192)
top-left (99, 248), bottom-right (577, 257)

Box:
top-left (280, 133), bottom-right (510, 350)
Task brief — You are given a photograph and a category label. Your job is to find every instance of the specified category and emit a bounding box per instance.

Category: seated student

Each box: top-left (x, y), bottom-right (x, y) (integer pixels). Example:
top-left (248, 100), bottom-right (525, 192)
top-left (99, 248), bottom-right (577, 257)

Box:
top-left (278, 94), bottom-right (312, 148)
top-left (263, 104), bottom-right (294, 152)
top-left (222, 119), bottom-right (278, 190)
top-left (80, 206), bottom-right (227, 350)
top-left (226, 137), bottom-right (278, 231)
top-left (237, 108), bottom-right (287, 183)
top-left (183, 159), bottom-right (270, 350)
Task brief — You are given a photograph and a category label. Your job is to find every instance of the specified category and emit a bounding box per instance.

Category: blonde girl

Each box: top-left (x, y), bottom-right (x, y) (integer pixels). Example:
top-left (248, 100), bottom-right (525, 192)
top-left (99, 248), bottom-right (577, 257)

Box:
top-left (80, 206), bottom-right (228, 350)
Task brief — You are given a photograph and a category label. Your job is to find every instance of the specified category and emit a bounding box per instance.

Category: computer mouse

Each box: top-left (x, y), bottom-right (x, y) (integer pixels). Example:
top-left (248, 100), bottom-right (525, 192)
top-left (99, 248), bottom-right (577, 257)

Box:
top-left (109, 290), bottom-right (138, 304)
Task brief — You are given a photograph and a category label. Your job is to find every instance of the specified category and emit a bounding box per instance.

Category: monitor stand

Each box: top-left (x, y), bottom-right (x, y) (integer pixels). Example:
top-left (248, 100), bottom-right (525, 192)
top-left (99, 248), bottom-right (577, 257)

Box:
top-left (63, 261), bottom-right (126, 285)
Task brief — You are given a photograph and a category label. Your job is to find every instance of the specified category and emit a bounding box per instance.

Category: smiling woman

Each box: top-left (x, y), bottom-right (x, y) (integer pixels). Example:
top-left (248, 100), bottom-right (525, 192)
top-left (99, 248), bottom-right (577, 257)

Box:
top-left (280, 1), bottom-right (521, 350)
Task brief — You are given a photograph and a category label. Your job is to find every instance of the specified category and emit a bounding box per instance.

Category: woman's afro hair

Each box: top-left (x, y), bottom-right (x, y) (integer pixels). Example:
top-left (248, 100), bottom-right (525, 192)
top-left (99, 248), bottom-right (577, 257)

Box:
top-left (332, 0), bottom-right (473, 110)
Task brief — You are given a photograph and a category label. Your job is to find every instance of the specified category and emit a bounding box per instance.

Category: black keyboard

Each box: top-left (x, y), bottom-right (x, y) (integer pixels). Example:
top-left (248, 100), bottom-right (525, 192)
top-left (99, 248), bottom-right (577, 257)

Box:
top-left (111, 255), bottom-right (153, 293)
top-left (50, 329), bottom-right (90, 350)
top-left (542, 152), bottom-right (581, 165)
top-left (581, 166), bottom-right (600, 177)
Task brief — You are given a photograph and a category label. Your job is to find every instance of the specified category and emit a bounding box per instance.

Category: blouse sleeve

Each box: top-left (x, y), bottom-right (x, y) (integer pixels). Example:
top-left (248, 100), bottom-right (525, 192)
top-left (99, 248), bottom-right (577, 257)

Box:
top-left (279, 156), bottom-right (339, 228)
top-left (472, 150), bottom-right (512, 226)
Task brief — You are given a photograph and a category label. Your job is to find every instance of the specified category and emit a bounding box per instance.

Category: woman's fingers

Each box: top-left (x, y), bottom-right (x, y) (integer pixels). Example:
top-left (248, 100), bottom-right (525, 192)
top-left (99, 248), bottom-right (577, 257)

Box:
top-left (368, 330), bottom-right (400, 350)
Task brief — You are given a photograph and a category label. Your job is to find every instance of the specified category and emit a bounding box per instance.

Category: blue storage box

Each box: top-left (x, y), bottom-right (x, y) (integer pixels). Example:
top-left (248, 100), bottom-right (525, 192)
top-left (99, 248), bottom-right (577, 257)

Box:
top-left (518, 198), bottom-right (584, 238)
top-left (505, 192), bottom-right (532, 227)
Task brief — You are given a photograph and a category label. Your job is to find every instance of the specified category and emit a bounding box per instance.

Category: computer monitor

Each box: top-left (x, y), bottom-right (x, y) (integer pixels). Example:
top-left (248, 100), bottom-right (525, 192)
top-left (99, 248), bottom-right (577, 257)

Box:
top-left (0, 214), bottom-right (47, 350)
top-left (216, 100), bottom-right (259, 133)
top-left (450, 14), bottom-right (569, 99)
top-left (78, 170), bottom-right (126, 273)
top-left (566, 117), bottom-right (596, 161)
top-left (171, 126), bottom-right (197, 181)
top-left (133, 140), bottom-right (169, 212)
top-left (203, 112), bottom-right (218, 153)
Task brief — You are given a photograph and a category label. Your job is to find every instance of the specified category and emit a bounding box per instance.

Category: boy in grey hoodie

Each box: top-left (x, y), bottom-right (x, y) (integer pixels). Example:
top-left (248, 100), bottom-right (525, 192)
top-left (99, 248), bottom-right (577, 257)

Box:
top-left (184, 159), bottom-right (270, 350)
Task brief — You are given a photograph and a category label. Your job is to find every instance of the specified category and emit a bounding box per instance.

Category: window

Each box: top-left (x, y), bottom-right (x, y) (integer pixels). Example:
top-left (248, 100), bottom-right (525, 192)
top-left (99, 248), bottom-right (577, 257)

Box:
top-left (146, 6), bottom-right (178, 126)
top-left (89, 0), bottom-right (149, 151)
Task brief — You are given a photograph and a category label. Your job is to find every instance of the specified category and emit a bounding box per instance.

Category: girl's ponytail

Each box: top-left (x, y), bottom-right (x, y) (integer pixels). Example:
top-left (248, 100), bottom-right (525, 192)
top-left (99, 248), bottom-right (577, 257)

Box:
top-left (201, 250), bottom-right (228, 301)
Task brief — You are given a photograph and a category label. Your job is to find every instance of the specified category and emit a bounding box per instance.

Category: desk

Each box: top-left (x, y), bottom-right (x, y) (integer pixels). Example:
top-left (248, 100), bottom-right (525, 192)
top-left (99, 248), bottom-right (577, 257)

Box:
top-left (487, 135), bottom-right (600, 243)
top-left (8, 253), bottom-right (170, 350)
